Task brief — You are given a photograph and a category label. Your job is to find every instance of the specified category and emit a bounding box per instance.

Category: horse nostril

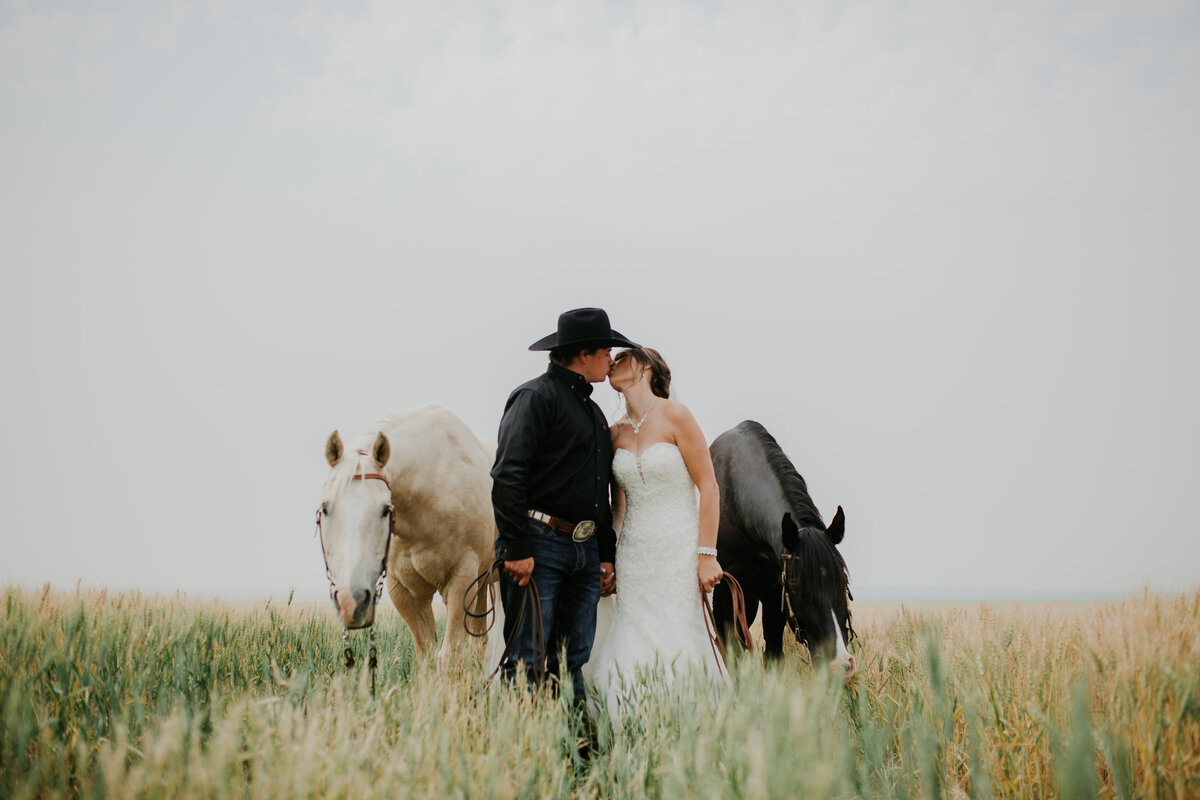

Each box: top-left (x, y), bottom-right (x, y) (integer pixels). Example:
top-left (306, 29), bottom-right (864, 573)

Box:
top-left (359, 589), bottom-right (371, 608)
top-left (335, 588), bottom-right (355, 619)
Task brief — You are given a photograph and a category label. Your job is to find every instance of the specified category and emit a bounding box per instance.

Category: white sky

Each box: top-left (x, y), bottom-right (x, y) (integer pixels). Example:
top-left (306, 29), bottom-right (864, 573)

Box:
top-left (2, 0), bottom-right (1197, 600)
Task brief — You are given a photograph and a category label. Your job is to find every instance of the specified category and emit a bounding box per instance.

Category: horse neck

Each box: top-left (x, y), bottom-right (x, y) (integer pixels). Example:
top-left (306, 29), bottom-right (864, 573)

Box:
top-left (737, 480), bottom-right (790, 566)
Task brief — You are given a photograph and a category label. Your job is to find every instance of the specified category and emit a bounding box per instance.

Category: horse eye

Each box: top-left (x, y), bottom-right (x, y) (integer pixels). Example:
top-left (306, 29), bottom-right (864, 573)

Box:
top-left (381, 506), bottom-right (392, 519)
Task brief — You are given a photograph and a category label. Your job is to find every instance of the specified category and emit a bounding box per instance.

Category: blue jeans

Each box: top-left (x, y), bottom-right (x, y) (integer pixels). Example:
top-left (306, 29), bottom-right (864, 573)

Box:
top-left (498, 519), bottom-right (601, 699)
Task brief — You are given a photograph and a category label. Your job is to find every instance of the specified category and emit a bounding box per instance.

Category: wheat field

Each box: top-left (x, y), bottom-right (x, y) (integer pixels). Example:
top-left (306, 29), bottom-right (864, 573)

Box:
top-left (2, 586), bottom-right (1197, 799)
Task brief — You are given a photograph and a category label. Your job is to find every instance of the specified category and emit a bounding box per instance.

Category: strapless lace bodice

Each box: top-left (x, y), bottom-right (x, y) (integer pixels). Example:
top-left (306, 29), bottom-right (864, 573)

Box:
top-left (612, 443), bottom-right (700, 566)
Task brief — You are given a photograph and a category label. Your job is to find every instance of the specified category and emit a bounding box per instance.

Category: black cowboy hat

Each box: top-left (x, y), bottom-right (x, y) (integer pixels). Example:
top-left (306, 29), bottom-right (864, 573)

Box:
top-left (528, 307), bottom-right (640, 351)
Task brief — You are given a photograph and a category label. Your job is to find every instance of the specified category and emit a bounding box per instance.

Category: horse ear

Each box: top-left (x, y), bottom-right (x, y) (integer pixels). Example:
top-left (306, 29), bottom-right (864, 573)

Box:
top-left (825, 506), bottom-right (846, 545)
top-left (372, 432), bottom-right (391, 467)
top-left (325, 431), bottom-right (343, 467)
top-left (781, 512), bottom-right (800, 552)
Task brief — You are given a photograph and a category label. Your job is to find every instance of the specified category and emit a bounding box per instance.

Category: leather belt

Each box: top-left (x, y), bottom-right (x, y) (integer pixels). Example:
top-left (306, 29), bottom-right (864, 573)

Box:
top-left (527, 510), bottom-right (597, 542)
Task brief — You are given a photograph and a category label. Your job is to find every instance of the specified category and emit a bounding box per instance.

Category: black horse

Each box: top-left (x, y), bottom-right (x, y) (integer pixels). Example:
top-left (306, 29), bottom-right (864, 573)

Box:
top-left (710, 421), bottom-right (855, 673)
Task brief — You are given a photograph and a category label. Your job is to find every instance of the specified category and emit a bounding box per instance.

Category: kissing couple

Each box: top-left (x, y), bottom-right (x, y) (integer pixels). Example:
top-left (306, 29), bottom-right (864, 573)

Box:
top-left (490, 307), bottom-right (726, 713)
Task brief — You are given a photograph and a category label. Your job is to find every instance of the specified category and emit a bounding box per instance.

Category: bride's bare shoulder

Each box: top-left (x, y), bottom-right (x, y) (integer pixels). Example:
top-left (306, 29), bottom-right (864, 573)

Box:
top-left (661, 399), bottom-right (694, 421)
top-left (661, 401), bottom-right (705, 446)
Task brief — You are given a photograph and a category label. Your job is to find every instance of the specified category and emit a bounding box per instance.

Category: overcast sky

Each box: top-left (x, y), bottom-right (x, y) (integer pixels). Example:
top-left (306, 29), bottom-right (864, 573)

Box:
top-left (2, 0), bottom-right (1197, 601)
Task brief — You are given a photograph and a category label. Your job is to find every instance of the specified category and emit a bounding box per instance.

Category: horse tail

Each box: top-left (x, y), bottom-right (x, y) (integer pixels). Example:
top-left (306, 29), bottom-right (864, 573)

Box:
top-left (471, 568), bottom-right (493, 621)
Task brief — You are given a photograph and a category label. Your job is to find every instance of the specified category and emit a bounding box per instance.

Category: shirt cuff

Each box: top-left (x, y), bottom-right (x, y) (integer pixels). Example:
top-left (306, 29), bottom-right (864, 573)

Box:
top-left (598, 530), bottom-right (616, 564)
top-left (499, 534), bottom-right (533, 561)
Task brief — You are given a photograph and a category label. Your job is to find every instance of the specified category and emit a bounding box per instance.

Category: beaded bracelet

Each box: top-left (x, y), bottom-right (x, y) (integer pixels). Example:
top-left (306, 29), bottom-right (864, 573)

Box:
top-left (698, 546), bottom-right (718, 557)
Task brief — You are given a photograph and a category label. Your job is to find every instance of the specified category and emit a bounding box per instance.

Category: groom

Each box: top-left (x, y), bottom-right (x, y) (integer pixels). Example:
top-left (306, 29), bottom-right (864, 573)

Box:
top-left (491, 307), bottom-right (639, 698)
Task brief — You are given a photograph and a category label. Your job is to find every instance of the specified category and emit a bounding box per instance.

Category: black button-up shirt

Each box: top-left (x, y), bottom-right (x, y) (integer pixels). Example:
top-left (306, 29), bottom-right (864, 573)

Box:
top-left (491, 363), bottom-right (615, 563)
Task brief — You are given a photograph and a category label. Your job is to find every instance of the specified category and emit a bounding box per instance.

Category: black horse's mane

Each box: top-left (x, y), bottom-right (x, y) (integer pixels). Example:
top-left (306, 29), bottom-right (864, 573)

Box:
top-left (737, 421), bottom-right (825, 531)
top-left (793, 527), bottom-right (851, 603)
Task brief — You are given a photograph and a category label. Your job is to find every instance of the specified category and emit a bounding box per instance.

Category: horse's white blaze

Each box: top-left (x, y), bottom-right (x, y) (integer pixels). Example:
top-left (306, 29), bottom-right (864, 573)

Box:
top-left (322, 465), bottom-right (392, 626)
top-left (830, 609), bottom-right (856, 677)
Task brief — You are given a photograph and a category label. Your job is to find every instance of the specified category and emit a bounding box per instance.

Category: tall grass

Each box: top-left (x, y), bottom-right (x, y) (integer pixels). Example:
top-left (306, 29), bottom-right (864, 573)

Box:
top-left (2, 586), bottom-right (1197, 798)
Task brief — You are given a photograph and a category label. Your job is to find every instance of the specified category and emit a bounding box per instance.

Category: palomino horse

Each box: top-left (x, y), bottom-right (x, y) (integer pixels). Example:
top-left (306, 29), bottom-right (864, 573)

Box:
top-left (318, 405), bottom-right (495, 665)
top-left (710, 421), bottom-right (856, 676)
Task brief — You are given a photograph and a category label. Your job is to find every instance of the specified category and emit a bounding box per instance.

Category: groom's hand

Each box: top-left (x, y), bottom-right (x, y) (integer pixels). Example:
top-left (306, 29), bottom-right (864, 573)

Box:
top-left (599, 562), bottom-right (616, 597)
top-left (505, 558), bottom-right (535, 587)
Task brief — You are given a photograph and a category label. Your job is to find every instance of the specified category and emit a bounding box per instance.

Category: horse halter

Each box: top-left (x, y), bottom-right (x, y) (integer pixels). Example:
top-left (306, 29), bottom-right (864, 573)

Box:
top-left (314, 468), bottom-right (397, 693)
top-left (780, 552), bottom-right (852, 649)
top-left (314, 471), bottom-right (396, 601)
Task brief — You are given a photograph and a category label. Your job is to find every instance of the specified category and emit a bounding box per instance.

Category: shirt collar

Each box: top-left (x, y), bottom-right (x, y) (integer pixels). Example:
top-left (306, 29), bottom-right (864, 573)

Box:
top-left (546, 362), bottom-right (594, 399)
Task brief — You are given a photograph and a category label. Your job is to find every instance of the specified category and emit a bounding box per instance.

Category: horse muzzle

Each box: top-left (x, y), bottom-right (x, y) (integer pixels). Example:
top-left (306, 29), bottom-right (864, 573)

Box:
top-left (830, 652), bottom-right (857, 678)
top-left (335, 587), bottom-right (377, 629)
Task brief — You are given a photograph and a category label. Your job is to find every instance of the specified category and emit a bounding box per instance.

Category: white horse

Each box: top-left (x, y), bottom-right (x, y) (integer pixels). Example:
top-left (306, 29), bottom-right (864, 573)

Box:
top-left (318, 405), bottom-right (498, 666)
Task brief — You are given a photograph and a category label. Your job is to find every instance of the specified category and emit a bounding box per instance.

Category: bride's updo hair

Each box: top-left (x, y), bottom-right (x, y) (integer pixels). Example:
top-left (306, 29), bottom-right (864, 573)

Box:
top-left (625, 347), bottom-right (671, 399)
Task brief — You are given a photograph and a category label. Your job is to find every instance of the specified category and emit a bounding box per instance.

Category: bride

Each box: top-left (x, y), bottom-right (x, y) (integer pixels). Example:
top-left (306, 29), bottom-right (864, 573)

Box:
top-left (586, 347), bottom-right (725, 710)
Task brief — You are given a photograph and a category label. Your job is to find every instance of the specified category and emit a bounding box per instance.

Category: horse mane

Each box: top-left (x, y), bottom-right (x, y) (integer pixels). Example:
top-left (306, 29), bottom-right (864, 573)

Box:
top-left (737, 421), bottom-right (825, 531)
top-left (792, 527), bottom-right (851, 601)
top-left (786, 524), bottom-right (854, 642)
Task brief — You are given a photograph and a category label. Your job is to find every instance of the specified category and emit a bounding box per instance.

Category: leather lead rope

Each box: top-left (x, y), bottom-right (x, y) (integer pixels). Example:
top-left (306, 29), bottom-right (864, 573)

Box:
top-left (464, 562), bottom-right (749, 680)
top-left (702, 573), bottom-right (753, 676)
top-left (338, 578), bottom-right (385, 698)
top-left (463, 559), bottom-right (546, 681)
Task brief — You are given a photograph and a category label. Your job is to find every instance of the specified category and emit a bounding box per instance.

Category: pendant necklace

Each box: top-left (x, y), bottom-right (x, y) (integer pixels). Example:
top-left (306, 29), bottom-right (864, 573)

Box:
top-left (629, 399), bottom-right (656, 484)
top-left (630, 399), bottom-right (655, 434)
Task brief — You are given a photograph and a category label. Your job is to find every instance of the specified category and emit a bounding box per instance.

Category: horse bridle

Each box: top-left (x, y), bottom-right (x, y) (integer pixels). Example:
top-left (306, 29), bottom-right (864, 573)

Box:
top-left (314, 467), bottom-right (396, 695)
top-left (779, 552), bottom-right (806, 642)
top-left (780, 552), bottom-right (852, 649)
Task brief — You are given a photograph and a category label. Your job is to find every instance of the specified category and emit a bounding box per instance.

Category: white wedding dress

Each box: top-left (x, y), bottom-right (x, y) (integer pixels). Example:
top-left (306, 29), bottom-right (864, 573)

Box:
top-left (585, 442), bottom-right (724, 714)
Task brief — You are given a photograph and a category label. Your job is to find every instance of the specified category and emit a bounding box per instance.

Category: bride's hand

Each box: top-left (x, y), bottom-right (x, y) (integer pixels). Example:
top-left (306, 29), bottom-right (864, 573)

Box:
top-left (600, 562), bottom-right (616, 597)
top-left (698, 554), bottom-right (723, 594)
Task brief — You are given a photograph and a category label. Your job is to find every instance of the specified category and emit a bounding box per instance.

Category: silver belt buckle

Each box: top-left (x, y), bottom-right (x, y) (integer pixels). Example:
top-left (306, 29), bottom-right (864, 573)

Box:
top-left (571, 520), bottom-right (596, 542)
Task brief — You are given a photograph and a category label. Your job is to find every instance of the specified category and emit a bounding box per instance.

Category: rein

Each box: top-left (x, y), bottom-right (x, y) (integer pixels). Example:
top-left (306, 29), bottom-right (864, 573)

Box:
top-left (314, 469), bottom-right (395, 698)
top-left (702, 573), bottom-right (754, 675)
top-left (463, 559), bottom-right (545, 681)
top-left (463, 560), bottom-right (752, 680)
top-left (780, 553), bottom-right (804, 641)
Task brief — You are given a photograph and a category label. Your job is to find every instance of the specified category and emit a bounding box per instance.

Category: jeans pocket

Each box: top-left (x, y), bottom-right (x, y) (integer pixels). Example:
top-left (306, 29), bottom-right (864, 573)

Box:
top-left (529, 519), bottom-right (569, 542)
